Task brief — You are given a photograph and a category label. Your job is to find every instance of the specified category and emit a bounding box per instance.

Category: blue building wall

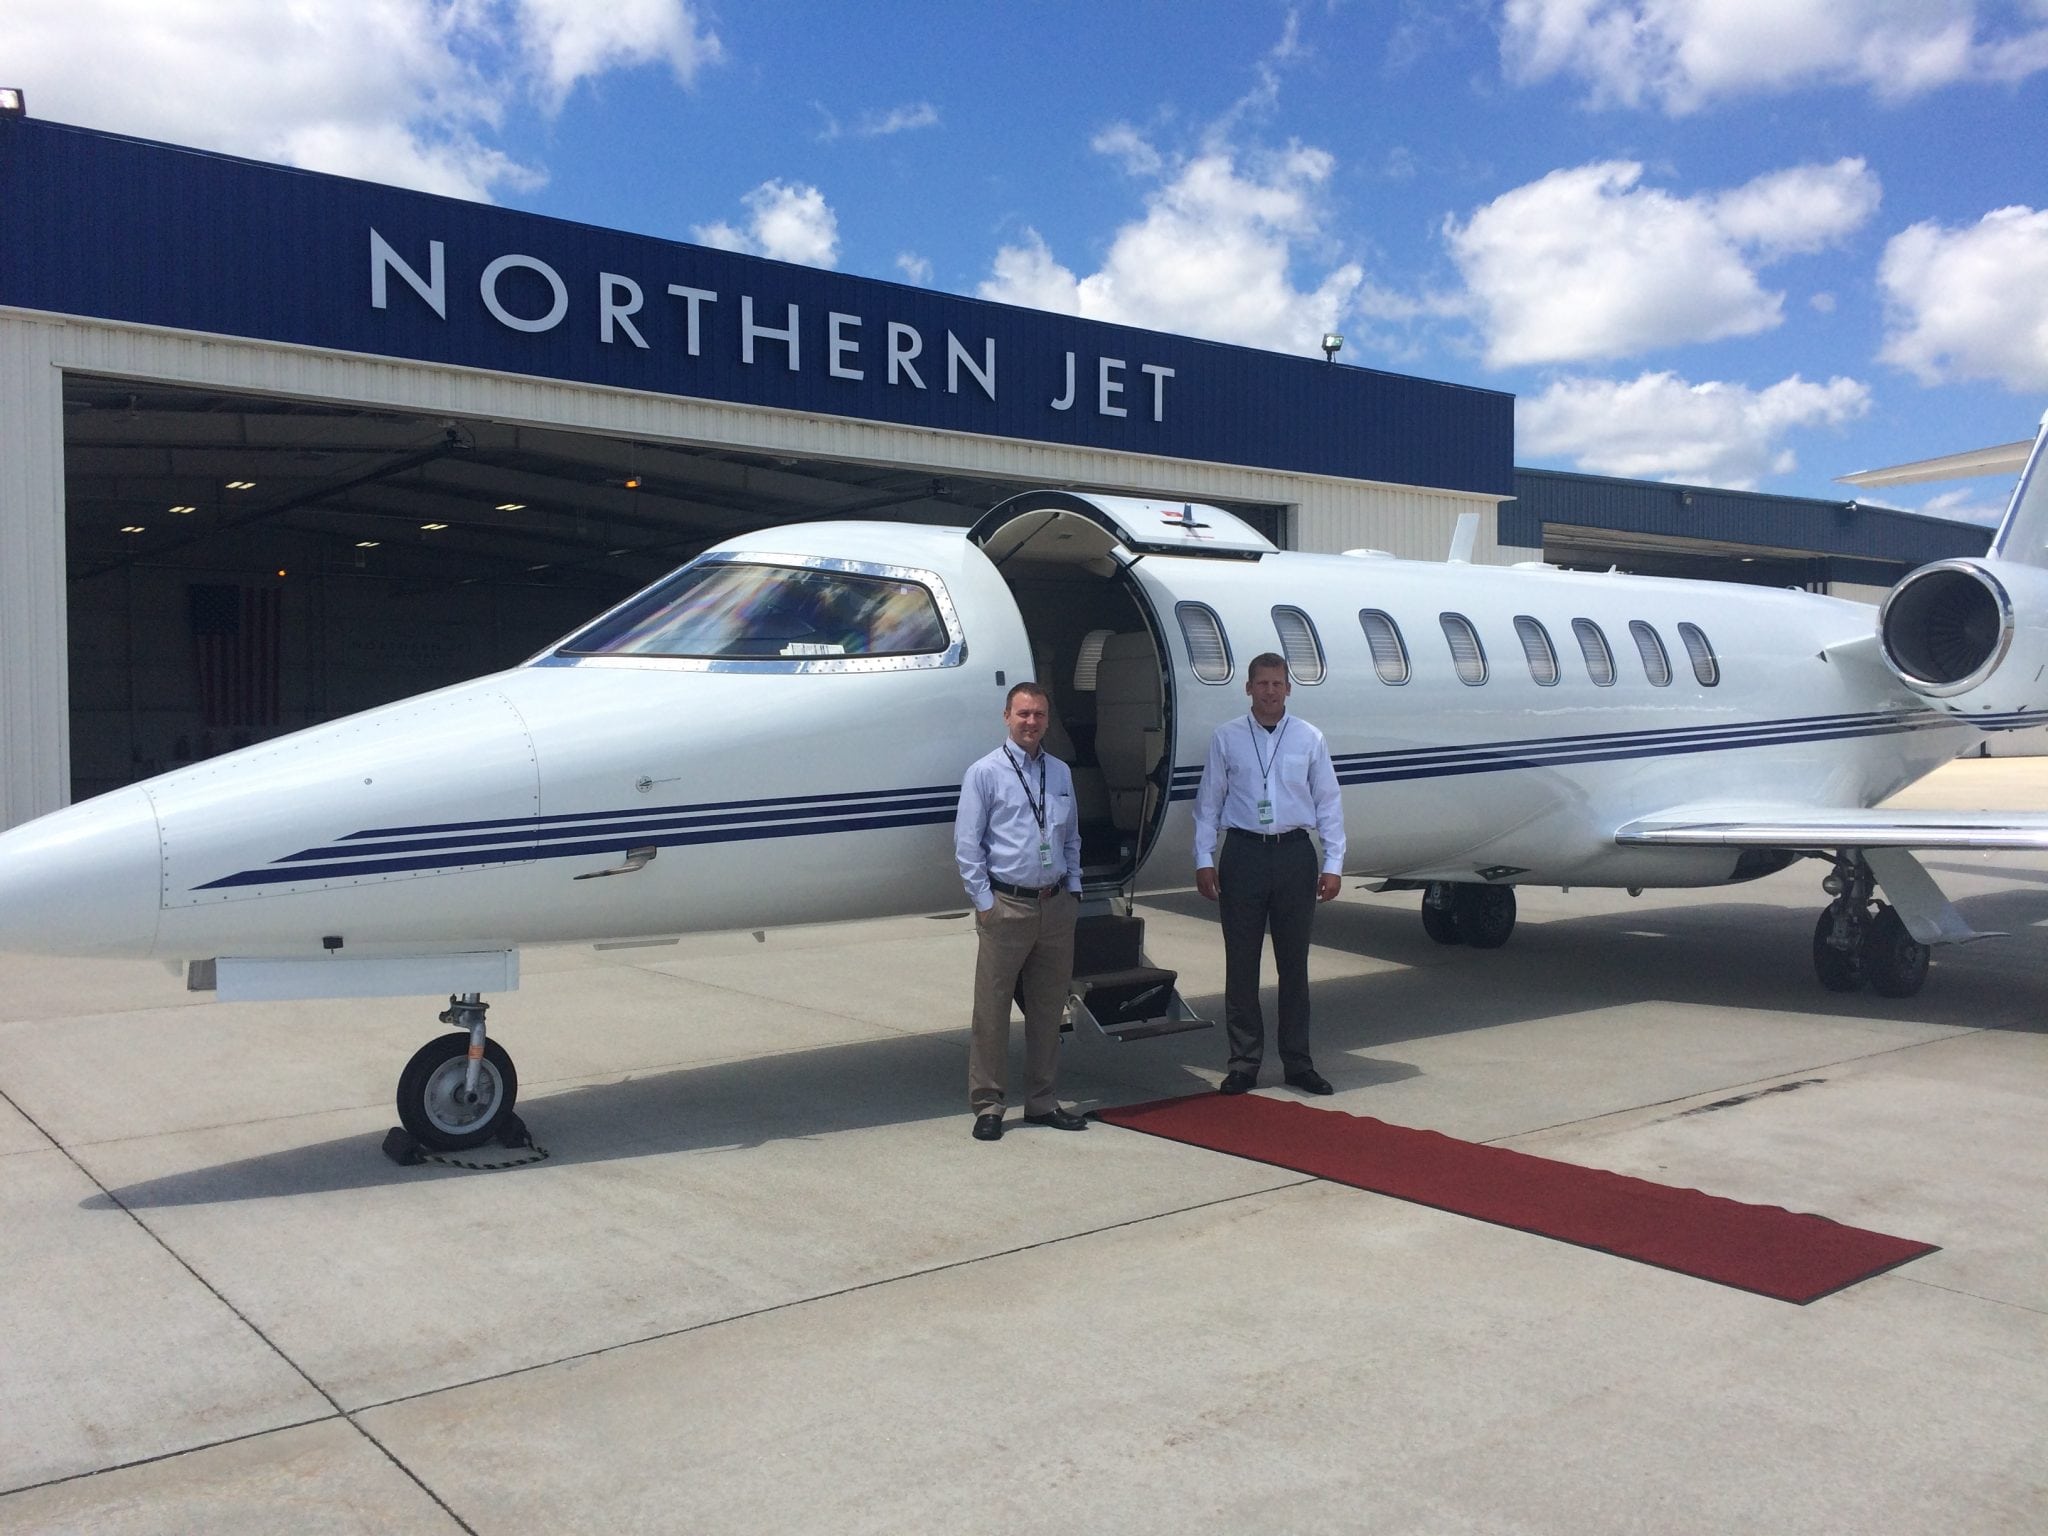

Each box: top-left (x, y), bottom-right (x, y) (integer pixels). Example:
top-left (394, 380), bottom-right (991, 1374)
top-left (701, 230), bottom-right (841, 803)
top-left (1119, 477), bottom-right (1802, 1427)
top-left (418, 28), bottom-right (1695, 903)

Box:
top-left (1507, 466), bottom-right (1991, 578)
top-left (0, 118), bottom-right (1513, 499)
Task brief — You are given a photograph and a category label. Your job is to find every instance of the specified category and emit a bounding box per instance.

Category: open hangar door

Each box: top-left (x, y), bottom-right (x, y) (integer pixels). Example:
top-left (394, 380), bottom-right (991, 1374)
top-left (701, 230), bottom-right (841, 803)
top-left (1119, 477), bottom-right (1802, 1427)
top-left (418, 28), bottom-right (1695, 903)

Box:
top-left (61, 375), bottom-right (1284, 800)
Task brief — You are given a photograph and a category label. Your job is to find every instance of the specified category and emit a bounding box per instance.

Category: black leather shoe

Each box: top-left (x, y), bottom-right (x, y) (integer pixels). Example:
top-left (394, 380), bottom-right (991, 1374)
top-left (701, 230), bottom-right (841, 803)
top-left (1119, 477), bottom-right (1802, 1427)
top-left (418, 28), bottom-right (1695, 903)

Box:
top-left (1023, 1108), bottom-right (1088, 1131)
top-left (1285, 1069), bottom-right (1335, 1096)
top-left (972, 1113), bottom-right (1004, 1141)
top-left (1218, 1070), bottom-right (1257, 1095)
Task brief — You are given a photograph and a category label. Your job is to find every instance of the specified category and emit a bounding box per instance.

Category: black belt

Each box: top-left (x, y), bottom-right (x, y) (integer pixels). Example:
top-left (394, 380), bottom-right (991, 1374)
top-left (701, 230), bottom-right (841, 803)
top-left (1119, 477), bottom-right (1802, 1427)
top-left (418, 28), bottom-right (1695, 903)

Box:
top-left (1226, 826), bottom-right (1310, 844)
top-left (991, 878), bottom-right (1070, 899)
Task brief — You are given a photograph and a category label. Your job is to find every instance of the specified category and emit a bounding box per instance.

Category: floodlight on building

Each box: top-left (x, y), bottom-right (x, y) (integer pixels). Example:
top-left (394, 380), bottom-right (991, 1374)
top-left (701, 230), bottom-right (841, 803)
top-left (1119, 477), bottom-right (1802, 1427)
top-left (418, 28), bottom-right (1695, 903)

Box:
top-left (0, 89), bottom-right (25, 118)
top-left (1320, 333), bottom-right (1343, 363)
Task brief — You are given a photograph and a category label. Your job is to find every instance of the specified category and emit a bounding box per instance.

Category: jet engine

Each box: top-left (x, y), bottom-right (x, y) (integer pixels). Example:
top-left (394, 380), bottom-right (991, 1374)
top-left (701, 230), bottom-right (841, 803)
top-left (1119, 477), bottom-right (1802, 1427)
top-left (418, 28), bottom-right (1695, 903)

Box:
top-left (1877, 556), bottom-right (2048, 716)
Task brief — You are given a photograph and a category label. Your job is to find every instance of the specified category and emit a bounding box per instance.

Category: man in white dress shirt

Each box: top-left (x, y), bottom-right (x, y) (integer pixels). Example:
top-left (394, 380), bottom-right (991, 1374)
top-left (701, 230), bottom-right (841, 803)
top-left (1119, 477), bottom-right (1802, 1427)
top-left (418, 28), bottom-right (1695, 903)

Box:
top-left (954, 681), bottom-right (1089, 1141)
top-left (1192, 653), bottom-right (1346, 1095)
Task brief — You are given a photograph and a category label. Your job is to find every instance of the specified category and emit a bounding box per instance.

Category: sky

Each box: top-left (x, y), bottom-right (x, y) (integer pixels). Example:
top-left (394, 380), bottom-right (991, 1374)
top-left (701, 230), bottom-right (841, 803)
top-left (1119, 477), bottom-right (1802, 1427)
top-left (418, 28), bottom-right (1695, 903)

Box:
top-left (5, 0), bottom-right (2047, 522)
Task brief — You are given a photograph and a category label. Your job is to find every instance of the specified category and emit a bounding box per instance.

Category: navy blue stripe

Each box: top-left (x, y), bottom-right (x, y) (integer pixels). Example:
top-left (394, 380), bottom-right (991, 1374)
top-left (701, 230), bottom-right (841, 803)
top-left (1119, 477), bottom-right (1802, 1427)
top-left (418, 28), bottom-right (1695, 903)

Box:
top-left (284, 791), bottom-right (960, 863)
top-left (336, 782), bottom-right (963, 841)
top-left (1164, 712), bottom-right (1962, 800)
top-left (196, 806), bottom-right (958, 890)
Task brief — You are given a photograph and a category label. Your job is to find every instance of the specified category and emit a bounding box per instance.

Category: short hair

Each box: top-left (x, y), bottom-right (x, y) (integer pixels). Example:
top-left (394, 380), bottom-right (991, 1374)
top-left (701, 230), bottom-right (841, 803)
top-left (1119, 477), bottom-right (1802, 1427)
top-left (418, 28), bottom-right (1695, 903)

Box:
top-left (1246, 652), bottom-right (1289, 679)
top-left (1005, 680), bottom-right (1050, 709)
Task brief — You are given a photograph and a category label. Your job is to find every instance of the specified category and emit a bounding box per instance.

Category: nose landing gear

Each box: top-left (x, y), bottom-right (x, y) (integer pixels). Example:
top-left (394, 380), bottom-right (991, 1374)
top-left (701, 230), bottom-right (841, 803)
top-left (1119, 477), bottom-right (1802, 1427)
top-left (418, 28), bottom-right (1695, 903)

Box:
top-left (1812, 856), bottom-right (1929, 998)
top-left (394, 993), bottom-right (522, 1150)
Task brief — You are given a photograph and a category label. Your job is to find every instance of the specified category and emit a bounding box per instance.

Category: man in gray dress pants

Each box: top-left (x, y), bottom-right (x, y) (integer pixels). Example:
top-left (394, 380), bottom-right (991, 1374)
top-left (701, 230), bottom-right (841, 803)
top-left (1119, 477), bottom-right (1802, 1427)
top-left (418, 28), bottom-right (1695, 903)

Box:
top-left (1192, 653), bottom-right (1346, 1095)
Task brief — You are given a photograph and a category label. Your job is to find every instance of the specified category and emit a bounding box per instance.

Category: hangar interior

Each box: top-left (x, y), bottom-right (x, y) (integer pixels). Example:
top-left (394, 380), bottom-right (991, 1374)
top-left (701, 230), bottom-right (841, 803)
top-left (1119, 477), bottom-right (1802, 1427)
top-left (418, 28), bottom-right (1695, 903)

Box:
top-left (61, 373), bottom-right (1284, 800)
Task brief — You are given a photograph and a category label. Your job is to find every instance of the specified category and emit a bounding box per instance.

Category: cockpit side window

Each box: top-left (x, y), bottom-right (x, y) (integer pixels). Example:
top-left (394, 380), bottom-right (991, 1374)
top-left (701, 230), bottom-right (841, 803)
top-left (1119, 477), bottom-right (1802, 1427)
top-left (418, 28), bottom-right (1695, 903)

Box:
top-left (559, 560), bottom-right (949, 660)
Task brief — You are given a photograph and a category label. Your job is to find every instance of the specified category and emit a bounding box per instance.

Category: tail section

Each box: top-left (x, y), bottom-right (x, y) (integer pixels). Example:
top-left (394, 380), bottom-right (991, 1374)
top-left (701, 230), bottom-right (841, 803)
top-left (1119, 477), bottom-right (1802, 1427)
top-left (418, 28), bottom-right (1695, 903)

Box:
top-left (1989, 410), bottom-right (2048, 567)
top-left (1877, 410), bottom-right (2048, 720)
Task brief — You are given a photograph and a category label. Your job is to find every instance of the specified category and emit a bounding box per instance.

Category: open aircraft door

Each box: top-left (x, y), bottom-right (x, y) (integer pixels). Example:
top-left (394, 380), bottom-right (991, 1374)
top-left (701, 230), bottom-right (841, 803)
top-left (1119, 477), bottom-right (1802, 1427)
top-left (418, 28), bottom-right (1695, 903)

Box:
top-left (969, 490), bottom-right (1278, 1044)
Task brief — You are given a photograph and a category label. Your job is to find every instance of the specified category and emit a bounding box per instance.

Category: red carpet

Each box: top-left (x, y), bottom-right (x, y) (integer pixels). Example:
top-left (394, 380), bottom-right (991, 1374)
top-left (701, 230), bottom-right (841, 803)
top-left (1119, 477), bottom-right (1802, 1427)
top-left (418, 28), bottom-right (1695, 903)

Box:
top-left (1097, 1093), bottom-right (1937, 1303)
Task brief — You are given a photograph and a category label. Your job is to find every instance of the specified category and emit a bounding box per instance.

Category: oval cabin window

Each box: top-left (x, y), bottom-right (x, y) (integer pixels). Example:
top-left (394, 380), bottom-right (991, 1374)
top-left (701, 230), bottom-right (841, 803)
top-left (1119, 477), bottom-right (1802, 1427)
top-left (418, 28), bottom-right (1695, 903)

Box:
top-left (1572, 619), bottom-right (1615, 687)
top-left (1630, 620), bottom-right (1672, 687)
top-left (1271, 606), bottom-right (1325, 684)
top-left (1514, 616), bottom-right (1559, 686)
top-left (1176, 602), bottom-right (1233, 684)
top-left (1439, 613), bottom-right (1487, 685)
top-left (1677, 622), bottom-right (1720, 687)
top-left (1358, 610), bottom-right (1409, 684)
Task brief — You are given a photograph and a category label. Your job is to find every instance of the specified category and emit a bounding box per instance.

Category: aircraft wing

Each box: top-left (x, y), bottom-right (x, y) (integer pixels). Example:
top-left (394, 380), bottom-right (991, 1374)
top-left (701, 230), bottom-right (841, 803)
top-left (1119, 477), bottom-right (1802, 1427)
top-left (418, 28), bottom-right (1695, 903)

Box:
top-left (1616, 807), bottom-right (2048, 944)
top-left (1615, 808), bottom-right (2048, 852)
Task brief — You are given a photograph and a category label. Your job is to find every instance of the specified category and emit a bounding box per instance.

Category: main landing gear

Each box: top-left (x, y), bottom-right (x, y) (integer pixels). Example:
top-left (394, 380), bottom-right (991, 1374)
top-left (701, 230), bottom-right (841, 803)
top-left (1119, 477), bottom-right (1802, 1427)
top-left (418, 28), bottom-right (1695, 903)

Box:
top-left (1811, 855), bottom-right (1929, 998)
top-left (394, 993), bottom-right (521, 1150)
top-left (1420, 881), bottom-right (1517, 949)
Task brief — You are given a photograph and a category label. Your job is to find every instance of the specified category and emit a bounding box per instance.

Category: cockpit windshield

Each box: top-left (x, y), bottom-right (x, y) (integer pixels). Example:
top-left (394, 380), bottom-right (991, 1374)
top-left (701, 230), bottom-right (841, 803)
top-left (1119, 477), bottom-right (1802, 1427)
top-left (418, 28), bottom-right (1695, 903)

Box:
top-left (558, 558), bottom-right (951, 660)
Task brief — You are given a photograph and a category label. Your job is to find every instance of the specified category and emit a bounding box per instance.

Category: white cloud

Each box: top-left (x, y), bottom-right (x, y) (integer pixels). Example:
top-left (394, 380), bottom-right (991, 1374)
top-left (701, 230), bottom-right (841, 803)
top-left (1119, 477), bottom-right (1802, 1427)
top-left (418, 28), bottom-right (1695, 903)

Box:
top-left (693, 181), bottom-right (840, 268)
top-left (1878, 205), bottom-right (2048, 390)
top-left (1914, 486), bottom-right (2015, 526)
top-left (979, 139), bottom-right (1363, 357)
top-left (511, 0), bottom-right (720, 112)
top-left (895, 252), bottom-right (934, 286)
top-left (816, 100), bottom-right (941, 142)
top-left (1445, 158), bottom-right (1880, 367)
top-left (1516, 371), bottom-right (1872, 487)
top-left (1501, 0), bottom-right (2048, 113)
top-left (0, 0), bottom-right (720, 201)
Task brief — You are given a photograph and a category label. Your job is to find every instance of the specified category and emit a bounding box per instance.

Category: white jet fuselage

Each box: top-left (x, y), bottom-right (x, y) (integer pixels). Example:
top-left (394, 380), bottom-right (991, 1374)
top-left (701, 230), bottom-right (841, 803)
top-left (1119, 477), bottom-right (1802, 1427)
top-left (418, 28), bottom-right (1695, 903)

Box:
top-left (0, 511), bottom-right (1994, 969)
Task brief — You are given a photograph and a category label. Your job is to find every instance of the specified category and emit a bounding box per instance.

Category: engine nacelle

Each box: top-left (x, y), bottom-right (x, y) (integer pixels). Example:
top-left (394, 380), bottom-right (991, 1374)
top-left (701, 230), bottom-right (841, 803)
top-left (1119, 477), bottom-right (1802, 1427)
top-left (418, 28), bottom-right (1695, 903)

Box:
top-left (1878, 557), bottom-right (2048, 717)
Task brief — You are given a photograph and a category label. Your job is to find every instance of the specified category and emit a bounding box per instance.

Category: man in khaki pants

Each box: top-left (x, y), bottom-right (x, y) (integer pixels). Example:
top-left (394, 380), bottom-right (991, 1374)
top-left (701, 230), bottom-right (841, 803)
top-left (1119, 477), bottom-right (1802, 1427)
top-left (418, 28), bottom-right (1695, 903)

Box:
top-left (953, 682), bottom-right (1088, 1141)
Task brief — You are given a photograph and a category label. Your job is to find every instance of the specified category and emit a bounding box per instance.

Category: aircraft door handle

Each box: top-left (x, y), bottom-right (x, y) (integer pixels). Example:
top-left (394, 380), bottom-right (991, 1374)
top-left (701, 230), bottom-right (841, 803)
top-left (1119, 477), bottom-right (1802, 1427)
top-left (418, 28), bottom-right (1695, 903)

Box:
top-left (575, 846), bottom-right (657, 880)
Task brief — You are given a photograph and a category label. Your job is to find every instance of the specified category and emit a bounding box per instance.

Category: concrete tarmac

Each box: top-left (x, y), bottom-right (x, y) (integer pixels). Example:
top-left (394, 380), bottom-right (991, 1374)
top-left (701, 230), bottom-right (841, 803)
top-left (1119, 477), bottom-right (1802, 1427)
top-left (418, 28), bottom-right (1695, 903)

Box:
top-left (2, 760), bottom-right (2044, 1533)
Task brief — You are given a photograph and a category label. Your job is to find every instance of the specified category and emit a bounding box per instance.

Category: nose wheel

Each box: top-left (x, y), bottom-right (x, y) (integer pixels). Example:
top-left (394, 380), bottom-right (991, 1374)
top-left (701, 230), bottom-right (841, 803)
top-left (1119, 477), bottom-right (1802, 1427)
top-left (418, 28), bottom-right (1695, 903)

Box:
top-left (1811, 858), bottom-right (1929, 998)
top-left (395, 994), bottom-right (521, 1150)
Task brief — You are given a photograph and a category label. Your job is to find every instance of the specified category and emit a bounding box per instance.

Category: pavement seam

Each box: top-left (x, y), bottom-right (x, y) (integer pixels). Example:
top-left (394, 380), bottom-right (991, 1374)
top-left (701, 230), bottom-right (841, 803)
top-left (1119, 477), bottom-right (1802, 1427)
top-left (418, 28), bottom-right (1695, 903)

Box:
top-left (0, 1083), bottom-right (483, 1534)
top-left (1487, 1024), bottom-right (2001, 1144)
top-left (344, 1173), bottom-right (1317, 1417)
top-left (1887, 1272), bottom-right (2048, 1317)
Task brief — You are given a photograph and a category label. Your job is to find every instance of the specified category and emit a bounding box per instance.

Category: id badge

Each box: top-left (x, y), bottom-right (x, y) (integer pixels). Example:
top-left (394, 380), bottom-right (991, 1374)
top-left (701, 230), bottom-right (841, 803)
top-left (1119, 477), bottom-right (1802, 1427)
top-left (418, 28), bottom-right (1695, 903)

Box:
top-left (1038, 838), bottom-right (1054, 869)
top-left (1257, 798), bottom-right (1274, 826)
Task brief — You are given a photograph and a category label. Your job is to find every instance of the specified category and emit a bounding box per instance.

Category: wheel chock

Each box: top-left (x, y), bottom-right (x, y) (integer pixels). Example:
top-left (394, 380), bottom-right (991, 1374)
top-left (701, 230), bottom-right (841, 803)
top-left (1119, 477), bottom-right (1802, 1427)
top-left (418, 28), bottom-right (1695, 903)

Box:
top-left (380, 1126), bottom-right (424, 1166)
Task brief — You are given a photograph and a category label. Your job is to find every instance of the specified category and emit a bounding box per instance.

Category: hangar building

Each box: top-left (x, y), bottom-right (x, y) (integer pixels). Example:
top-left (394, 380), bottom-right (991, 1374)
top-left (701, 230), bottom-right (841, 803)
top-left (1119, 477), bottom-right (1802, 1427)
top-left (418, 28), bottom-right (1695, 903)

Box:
top-left (0, 115), bottom-right (2001, 824)
top-left (0, 116), bottom-right (1520, 827)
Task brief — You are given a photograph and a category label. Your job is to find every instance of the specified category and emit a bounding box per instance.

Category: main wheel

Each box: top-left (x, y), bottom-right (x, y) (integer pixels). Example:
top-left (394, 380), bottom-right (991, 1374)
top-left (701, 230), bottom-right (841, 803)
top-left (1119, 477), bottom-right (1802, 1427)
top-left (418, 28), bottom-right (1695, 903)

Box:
top-left (1421, 883), bottom-right (1464, 944)
top-left (1453, 884), bottom-right (1517, 949)
top-left (1863, 905), bottom-right (1929, 998)
top-left (396, 1032), bottom-right (519, 1151)
top-left (1811, 908), bottom-right (1862, 992)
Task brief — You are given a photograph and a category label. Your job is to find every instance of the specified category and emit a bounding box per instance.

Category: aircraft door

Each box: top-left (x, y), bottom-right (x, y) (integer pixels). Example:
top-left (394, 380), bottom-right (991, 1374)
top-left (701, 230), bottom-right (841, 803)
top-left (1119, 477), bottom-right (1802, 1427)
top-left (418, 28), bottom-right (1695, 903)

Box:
top-left (967, 493), bottom-right (1179, 895)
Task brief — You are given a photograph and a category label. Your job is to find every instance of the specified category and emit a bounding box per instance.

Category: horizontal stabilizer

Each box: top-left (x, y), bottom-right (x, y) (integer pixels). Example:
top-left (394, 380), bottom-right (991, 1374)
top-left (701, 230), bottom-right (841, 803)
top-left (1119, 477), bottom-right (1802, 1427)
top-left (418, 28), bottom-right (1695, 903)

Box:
top-left (1616, 808), bottom-right (2048, 852)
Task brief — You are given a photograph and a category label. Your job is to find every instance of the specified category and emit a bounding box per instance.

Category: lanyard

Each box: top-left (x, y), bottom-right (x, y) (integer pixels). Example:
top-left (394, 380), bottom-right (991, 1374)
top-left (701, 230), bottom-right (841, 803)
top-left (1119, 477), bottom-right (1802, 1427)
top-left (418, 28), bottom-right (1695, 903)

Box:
top-left (1003, 745), bottom-right (1048, 831)
top-left (1248, 715), bottom-right (1289, 798)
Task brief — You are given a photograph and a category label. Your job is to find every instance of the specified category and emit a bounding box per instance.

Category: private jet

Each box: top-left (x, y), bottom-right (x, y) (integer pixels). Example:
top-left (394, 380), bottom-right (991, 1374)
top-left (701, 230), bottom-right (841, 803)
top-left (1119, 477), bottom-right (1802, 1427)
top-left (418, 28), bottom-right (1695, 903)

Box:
top-left (3, 412), bottom-right (2046, 1150)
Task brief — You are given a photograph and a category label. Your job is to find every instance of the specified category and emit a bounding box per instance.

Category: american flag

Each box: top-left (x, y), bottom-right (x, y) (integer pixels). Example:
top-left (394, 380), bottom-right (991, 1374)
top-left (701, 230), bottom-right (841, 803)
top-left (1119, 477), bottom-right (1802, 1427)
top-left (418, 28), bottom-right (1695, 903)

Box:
top-left (188, 584), bottom-right (281, 730)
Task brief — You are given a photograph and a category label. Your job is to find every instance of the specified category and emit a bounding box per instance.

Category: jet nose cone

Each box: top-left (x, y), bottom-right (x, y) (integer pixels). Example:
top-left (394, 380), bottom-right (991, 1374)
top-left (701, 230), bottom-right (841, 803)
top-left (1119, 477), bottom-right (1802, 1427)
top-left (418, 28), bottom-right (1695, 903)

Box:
top-left (0, 787), bottom-right (163, 956)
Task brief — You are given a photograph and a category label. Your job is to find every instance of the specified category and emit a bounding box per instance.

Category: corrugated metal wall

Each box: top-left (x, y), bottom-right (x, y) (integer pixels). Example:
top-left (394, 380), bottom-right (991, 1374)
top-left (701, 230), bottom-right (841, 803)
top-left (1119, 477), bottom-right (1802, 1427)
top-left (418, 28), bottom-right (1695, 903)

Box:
top-left (0, 317), bottom-right (67, 828)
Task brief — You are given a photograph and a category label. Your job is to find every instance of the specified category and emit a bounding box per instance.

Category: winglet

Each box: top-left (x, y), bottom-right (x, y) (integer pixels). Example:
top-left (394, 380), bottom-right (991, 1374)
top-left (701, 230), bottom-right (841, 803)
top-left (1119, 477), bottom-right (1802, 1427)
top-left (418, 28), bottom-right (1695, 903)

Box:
top-left (1447, 512), bottom-right (1478, 565)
